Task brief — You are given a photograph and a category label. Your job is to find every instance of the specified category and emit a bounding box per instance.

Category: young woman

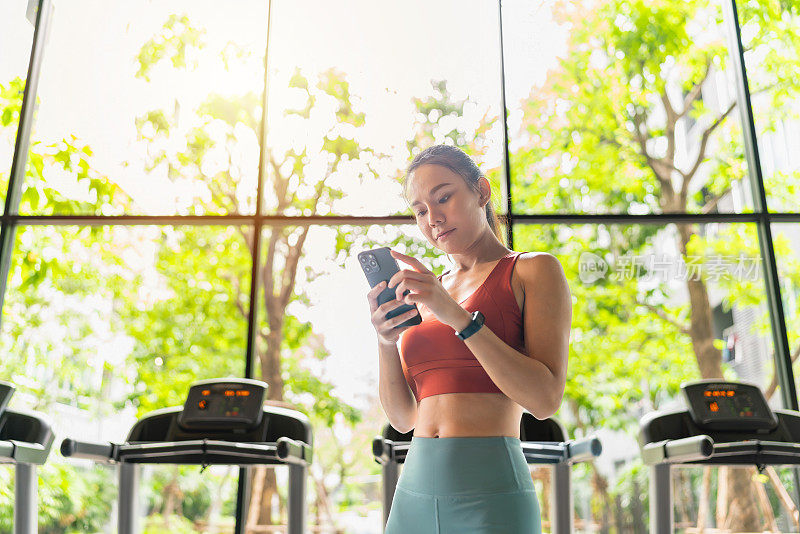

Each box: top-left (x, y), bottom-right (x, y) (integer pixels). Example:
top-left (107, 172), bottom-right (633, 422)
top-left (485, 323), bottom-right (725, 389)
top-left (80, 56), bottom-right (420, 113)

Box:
top-left (365, 144), bottom-right (572, 533)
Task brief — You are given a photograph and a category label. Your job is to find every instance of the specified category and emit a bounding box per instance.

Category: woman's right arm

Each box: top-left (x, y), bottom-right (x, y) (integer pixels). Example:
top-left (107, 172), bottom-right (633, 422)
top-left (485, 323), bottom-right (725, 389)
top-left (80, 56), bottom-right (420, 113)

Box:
top-left (377, 339), bottom-right (417, 433)
top-left (367, 281), bottom-right (419, 433)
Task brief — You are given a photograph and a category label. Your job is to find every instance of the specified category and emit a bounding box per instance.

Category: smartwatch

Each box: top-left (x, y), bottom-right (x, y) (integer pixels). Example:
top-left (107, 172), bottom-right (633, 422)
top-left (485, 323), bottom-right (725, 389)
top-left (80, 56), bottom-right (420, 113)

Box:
top-left (455, 310), bottom-right (485, 340)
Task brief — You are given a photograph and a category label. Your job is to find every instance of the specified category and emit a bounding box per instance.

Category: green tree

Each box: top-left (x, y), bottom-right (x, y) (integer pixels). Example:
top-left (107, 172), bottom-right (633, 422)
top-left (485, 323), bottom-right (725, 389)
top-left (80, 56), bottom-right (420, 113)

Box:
top-left (130, 15), bottom-right (386, 531)
top-left (512, 0), bottom-right (800, 528)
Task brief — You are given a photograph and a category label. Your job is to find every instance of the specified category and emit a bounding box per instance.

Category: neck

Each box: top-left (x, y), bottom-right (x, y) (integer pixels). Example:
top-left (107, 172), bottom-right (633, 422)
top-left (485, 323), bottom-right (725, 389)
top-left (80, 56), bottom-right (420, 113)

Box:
top-left (448, 231), bottom-right (510, 272)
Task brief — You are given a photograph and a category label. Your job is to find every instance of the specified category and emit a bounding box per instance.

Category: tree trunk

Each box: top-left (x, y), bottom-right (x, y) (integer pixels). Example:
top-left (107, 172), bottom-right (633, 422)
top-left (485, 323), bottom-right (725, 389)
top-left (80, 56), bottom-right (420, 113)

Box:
top-left (591, 464), bottom-right (611, 534)
top-left (631, 479), bottom-right (646, 534)
top-left (205, 466), bottom-right (233, 534)
top-left (676, 223), bottom-right (764, 531)
top-left (614, 494), bottom-right (625, 534)
top-left (725, 468), bottom-right (760, 531)
top-left (696, 466), bottom-right (711, 532)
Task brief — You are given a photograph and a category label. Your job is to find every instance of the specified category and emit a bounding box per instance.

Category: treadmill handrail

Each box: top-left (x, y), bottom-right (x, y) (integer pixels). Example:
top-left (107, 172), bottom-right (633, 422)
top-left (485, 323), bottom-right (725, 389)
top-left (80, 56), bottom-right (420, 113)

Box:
top-left (566, 435), bottom-right (602, 464)
top-left (276, 436), bottom-right (313, 465)
top-left (641, 435), bottom-right (714, 464)
top-left (373, 437), bottom-right (601, 466)
top-left (709, 440), bottom-right (800, 460)
top-left (0, 440), bottom-right (15, 459)
top-left (0, 439), bottom-right (52, 465)
top-left (115, 439), bottom-right (312, 466)
top-left (520, 441), bottom-right (566, 463)
top-left (60, 438), bottom-right (119, 463)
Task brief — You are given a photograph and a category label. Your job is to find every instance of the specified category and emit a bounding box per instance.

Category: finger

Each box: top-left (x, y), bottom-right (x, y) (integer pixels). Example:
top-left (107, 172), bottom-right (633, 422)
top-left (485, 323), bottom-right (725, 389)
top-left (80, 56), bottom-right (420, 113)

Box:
top-left (377, 298), bottom-right (408, 315)
top-left (390, 250), bottom-right (432, 275)
top-left (368, 280), bottom-right (387, 296)
top-left (388, 269), bottom-right (426, 290)
top-left (394, 278), bottom-right (425, 302)
top-left (400, 291), bottom-right (420, 305)
top-left (367, 281), bottom-right (388, 311)
top-left (393, 321), bottom-right (418, 334)
top-left (386, 307), bottom-right (420, 329)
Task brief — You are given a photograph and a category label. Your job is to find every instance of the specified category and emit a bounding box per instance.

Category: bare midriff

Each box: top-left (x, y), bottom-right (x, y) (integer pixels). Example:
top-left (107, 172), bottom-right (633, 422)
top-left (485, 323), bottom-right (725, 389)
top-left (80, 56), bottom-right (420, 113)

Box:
top-left (413, 392), bottom-right (524, 438)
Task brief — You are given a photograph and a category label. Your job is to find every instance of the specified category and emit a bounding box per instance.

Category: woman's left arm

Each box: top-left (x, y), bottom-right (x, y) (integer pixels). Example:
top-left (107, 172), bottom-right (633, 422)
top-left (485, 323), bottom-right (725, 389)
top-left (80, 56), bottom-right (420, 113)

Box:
top-left (449, 253), bottom-right (572, 419)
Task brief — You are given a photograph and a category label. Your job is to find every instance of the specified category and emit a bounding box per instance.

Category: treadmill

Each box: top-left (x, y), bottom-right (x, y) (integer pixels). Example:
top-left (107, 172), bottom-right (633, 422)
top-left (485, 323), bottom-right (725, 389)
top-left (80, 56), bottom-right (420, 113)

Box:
top-left (640, 379), bottom-right (800, 533)
top-left (0, 380), bottom-right (55, 534)
top-left (61, 378), bottom-right (313, 534)
top-left (372, 413), bottom-right (602, 533)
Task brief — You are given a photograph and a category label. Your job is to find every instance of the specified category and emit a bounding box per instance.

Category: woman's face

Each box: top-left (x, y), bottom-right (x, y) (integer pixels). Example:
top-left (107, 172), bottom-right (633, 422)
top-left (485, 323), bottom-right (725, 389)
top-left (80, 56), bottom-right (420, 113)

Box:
top-left (406, 163), bottom-right (488, 251)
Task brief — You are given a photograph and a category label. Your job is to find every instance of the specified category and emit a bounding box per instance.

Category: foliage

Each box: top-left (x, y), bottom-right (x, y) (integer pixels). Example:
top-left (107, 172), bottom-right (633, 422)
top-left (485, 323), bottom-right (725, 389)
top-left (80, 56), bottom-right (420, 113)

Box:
top-left (0, 464), bottom-right (115, 534)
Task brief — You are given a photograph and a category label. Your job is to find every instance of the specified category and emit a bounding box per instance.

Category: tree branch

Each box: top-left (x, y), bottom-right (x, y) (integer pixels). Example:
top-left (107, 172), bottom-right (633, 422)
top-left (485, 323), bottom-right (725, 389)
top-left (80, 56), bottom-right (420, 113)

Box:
top-left (678, 57), bottom-right (713, 119)
top-left (220, 272), bottom-right (248, 318)
top-left (765, 341), bottom-right (800, 401)
top-left (640, 300), bottom-right (691, 335)
top-left (631, 109), bottom-right (674, 191)
top-left (701, 187), bottom-right (732, 214)
top-left (660, 90), bottom-right (678, 182)
top-left (680, 101), bottom-right (737, 202)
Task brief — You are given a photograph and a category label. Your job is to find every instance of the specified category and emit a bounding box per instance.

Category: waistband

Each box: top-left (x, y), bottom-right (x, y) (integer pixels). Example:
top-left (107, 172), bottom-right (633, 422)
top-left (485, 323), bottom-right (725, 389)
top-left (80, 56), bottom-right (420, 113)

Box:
top-left (397, 436), bottom-right (534, 496)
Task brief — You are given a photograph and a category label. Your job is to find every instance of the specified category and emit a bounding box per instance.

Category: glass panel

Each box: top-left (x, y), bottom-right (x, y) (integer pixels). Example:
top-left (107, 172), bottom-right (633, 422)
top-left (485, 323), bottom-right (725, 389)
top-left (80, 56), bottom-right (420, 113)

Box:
top-left (503, 0), bottom-right (753, 215)
top-left (0, 1), bottom-right (35, 211)
top-left (0, 224), bottom-right (250, 530)
top-left (141, 465), bottom-right (238, 532)
top-left (22, 1), bottom-right (267, 215)
top-left (263, 0), bottom-right (506, 217)
top-left (771, 224), bottom-right (800, 403)
top-left (250, 223), bottom-right (449, 532)
top-left (737, 1), bottom-right (800, 212)
top-left (514, 222), bottom-right (777, 531)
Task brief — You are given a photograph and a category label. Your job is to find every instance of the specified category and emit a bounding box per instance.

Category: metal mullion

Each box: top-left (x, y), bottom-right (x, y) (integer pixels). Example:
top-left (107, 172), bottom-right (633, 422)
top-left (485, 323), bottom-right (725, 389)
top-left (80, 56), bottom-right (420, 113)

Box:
top-left (10, 211), bottom-right (799, 227)
top-left (236, 0), bottom-right (273, 532)
top-left (497, 0), bottom-right (514, 249)
top-left (510, 213), bottom-right (759, 225)
top-left (0, 0), bottom-right (53, 324)
top-left (722, 0), bottom-right (796, 409)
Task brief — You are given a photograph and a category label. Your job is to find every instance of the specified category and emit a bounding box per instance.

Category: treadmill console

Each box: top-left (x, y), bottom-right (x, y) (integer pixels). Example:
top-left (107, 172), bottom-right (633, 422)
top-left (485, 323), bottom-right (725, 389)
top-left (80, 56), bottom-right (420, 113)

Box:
top-left (0, 381), bottom-right (14, 417)
top-left (683, 380), bottom-right (777, 431)
top-left (178, 379), bottom-right (267, 430)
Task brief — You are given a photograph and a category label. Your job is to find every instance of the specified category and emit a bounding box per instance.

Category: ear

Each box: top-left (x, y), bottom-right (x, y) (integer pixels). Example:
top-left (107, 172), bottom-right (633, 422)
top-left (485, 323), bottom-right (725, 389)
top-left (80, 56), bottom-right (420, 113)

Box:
top-left (477, 177), bottom-right (491, 208)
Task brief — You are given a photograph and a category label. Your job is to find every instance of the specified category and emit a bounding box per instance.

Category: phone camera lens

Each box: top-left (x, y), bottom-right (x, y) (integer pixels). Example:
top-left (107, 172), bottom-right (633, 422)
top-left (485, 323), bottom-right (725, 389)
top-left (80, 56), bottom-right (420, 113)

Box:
top-left (359, 256), bottom-right (368, 263)
top-left (369, 260), bottom-right (378, 267)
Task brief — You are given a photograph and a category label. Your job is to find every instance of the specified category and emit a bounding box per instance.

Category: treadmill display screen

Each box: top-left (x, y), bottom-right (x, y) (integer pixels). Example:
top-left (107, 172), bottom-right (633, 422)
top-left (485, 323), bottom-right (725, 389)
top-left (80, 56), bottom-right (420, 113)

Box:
top-left (683, 381), bottom-right (777, 431)
top-left (179, 380), bottom-right (267, 430)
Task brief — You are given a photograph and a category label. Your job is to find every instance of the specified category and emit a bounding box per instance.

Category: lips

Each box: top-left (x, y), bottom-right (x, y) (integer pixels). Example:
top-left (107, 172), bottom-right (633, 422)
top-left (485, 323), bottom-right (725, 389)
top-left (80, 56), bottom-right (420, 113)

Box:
top-left (436, 229), bottom-right (454, 240)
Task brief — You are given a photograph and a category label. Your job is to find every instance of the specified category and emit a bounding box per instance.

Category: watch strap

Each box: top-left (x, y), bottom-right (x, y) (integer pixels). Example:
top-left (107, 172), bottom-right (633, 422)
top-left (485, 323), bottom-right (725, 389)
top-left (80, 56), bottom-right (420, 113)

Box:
top-left (455, 310), bottom-right (485, 340)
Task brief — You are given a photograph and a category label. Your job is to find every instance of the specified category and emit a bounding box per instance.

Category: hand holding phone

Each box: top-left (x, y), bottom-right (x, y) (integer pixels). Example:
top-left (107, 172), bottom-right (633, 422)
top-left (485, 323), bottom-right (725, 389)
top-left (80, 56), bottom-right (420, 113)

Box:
top-left (359, 247), bottom-right (422, 342)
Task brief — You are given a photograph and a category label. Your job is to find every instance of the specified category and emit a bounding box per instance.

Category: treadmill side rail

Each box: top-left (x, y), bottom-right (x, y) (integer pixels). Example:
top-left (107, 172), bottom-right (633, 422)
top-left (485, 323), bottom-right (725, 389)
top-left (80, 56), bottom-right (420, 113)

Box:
top-left (60, 438), bottom-right (118, 462)
top-left (566, 435), bottom-right (603, 464)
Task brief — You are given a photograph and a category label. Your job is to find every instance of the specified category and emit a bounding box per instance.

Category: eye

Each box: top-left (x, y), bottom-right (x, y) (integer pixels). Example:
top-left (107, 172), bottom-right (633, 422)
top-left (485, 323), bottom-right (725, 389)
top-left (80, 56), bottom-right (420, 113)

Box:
top-left (439, 195), bottom-right (450, 203)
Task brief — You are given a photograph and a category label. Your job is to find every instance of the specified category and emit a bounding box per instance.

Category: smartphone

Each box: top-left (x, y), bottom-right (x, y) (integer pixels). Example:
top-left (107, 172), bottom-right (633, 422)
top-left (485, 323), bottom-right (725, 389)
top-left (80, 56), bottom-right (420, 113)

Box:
top-left (358, 247), bottom-right (422, 329)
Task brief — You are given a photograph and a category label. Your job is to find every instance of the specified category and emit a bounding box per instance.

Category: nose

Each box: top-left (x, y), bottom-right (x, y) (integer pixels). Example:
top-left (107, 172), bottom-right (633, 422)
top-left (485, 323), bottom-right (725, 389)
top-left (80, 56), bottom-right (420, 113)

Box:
top-left (426, 205), bottom-right (444, 226)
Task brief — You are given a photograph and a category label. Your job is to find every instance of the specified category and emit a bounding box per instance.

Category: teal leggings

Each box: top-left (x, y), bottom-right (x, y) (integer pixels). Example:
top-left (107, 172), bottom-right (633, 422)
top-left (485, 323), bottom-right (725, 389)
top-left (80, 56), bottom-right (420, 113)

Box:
top-left (384, 436), bottom-right (542, 534)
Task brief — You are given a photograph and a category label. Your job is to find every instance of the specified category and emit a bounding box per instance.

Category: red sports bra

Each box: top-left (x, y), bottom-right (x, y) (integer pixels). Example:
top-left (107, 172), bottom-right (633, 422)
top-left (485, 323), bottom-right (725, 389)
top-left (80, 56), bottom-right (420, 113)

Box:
top-left (398, 251), bottom-right (525, 402)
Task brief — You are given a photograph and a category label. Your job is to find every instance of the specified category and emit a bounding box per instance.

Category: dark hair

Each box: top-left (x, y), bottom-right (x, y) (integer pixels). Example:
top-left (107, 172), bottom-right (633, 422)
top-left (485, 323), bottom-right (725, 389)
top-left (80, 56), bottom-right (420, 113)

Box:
top-left (403, 144), bottom-right (507, 245)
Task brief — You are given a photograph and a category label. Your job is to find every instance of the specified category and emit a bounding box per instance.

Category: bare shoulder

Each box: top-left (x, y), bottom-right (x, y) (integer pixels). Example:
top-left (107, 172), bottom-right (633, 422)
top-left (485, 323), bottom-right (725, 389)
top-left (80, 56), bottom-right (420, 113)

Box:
top-left (513, 252), bottom-right (569, 297)
top-left (514, 252), bottom-right (564, 282)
